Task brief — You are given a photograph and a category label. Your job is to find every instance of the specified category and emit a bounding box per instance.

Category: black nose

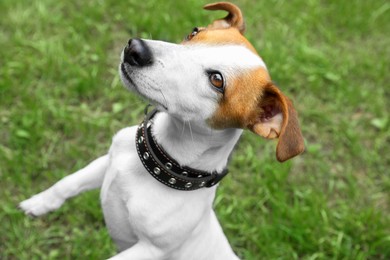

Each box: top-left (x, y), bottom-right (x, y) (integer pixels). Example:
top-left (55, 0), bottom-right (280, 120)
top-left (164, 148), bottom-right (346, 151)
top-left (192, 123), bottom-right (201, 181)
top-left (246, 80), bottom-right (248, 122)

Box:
top-left (124, 38), bottom-right (153, 67)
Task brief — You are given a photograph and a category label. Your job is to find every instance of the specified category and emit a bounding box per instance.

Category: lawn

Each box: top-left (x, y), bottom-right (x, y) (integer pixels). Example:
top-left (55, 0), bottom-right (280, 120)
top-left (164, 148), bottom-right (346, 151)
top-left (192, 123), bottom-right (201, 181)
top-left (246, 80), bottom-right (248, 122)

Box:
top-left (1, 0), bottom-right (389, 259)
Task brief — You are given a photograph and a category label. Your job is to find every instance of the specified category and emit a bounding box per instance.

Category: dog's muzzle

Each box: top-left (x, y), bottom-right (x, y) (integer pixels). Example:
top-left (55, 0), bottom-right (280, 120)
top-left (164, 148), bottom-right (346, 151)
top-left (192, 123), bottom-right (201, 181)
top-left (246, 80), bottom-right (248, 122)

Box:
top-left (123, 38), bottom-right (153, 67)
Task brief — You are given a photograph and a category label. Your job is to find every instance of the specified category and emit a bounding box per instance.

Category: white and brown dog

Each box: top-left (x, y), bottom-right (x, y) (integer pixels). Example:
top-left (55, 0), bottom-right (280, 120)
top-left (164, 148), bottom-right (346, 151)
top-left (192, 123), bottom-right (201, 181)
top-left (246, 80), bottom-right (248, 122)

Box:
top-left (19, 2), bottom-right (304, 259)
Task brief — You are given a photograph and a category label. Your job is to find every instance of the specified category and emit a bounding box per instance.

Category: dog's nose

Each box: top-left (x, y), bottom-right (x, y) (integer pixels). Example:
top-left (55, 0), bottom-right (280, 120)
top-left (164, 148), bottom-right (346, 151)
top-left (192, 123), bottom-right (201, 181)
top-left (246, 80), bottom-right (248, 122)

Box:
top-left (124, 38), bottom-right (153, 67)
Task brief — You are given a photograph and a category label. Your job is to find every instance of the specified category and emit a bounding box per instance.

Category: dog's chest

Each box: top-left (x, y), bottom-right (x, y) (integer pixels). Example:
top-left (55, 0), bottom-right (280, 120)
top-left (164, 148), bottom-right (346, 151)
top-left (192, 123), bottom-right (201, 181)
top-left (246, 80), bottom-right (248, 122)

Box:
top-left (100, 126), bottom-right (216, 245)
top-left (100, 126), bottom-right (156, 210)
top-left (100, 126), bottom-right (164, 242)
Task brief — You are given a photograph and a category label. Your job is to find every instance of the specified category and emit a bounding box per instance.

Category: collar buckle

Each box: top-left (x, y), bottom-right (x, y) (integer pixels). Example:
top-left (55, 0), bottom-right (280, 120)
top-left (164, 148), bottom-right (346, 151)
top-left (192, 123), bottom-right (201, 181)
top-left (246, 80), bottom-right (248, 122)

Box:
top-left (205, 169), bottom-right (229, 188)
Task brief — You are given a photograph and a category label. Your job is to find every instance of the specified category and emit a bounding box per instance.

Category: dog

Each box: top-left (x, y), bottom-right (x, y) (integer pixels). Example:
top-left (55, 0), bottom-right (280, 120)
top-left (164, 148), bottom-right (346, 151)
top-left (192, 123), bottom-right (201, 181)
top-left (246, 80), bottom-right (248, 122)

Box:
top-left (19, 2), bottom-right (304, 259)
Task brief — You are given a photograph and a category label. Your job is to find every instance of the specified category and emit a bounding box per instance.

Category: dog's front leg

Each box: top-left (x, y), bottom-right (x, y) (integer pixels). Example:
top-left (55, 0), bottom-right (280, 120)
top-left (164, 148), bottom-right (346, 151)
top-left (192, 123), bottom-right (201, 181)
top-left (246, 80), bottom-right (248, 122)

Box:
top-left (19, 154), bottom-right (109, 216)
top-left (108, 241), bottom-right (165, 260)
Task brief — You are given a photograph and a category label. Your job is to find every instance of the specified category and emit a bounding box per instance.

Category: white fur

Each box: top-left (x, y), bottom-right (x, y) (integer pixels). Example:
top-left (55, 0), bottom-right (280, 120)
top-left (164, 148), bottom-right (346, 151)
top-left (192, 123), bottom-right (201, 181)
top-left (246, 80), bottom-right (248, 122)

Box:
top-left (19, 39), bottom-right (268, 259)
top-left (120, 40), bottom-right (266, 122)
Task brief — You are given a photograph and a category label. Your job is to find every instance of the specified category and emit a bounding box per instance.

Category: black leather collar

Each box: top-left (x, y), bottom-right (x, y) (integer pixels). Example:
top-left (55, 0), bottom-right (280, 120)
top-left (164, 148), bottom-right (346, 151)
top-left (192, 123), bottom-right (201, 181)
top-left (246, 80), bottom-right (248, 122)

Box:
top-left (135, 108), bottom-right (229, 191)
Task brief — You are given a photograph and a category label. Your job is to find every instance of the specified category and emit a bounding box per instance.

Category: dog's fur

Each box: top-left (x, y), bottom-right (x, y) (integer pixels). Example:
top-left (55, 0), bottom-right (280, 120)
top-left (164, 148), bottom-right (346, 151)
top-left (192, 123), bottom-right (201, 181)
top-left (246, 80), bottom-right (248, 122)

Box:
top-left (19, 2), bottom-right (304, 259)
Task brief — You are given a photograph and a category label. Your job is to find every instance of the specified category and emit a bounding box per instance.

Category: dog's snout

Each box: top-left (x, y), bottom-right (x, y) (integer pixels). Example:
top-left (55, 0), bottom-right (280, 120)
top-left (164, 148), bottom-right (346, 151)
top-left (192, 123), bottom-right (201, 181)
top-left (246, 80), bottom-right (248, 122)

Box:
top-left (124, 38), bottom-right (153, 67)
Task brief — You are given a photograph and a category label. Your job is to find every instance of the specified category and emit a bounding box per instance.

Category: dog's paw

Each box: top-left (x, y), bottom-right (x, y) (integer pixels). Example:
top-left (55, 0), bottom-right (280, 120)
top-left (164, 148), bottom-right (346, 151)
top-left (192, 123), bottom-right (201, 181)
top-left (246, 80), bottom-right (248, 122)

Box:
top-left (19, 189), bottom-right (65, 217)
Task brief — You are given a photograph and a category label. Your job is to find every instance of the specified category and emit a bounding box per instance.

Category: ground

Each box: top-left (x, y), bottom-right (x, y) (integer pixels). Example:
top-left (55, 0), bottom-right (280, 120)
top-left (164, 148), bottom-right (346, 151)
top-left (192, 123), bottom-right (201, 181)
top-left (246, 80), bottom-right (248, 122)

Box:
top-left (0, 0), bottom-right (389, 259)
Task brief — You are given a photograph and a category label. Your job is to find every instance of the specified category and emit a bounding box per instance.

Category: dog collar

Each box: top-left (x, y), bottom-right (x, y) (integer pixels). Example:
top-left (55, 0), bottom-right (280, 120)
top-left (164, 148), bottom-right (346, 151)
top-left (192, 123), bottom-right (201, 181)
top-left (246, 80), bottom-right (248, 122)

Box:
top-left (135, 108), bottom-right (229, 191)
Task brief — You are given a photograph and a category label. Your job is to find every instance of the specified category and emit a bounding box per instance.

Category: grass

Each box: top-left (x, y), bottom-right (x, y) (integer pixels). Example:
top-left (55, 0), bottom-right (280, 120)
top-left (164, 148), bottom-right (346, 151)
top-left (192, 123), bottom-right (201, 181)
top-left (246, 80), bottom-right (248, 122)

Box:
top-left (1, 0), bottom-right (389, 259)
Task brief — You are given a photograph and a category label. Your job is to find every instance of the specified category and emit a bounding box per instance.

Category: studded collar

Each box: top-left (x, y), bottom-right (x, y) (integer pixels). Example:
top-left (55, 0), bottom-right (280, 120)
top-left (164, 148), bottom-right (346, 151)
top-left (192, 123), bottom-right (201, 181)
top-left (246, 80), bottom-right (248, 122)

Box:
top-left (135, 108), bottom-right (229, 191)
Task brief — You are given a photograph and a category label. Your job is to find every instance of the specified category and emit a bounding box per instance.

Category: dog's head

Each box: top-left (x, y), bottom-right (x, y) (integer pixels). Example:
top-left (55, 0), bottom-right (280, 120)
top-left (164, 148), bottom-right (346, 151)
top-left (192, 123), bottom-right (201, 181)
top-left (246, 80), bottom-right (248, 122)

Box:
top-left (119, 2), bottom-right (304, 162)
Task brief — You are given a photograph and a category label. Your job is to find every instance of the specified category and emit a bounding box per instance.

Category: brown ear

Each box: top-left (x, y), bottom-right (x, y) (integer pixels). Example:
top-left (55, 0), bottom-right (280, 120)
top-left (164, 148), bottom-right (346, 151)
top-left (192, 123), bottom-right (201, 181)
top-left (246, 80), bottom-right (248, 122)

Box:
top-left (250, 84), bottom-right (305, 162)
top-left (203, 2), bottom-right (245, 34)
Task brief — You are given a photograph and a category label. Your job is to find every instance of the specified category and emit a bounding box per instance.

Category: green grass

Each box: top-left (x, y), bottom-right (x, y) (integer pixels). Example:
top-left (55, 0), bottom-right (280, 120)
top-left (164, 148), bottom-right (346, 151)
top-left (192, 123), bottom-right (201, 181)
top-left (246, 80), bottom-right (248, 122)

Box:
top-left (1, 0), bottom-right (389, 259)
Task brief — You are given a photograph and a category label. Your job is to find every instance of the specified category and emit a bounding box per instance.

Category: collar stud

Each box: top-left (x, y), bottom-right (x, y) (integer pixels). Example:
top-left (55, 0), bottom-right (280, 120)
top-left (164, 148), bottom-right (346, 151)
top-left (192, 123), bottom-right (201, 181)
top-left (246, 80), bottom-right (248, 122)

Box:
top-left (169, 178), bottom-right (176, 184)
top-left (165, 162), bottom-right (172, 170)
top-left (154, 167), bottom-right (161, 175)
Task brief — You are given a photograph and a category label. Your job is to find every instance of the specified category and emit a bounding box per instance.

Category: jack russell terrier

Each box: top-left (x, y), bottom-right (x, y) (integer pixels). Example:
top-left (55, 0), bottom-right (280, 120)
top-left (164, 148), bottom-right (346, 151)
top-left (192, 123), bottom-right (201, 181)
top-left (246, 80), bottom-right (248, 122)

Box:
top-left (19, 2), bottom-right (304, 259)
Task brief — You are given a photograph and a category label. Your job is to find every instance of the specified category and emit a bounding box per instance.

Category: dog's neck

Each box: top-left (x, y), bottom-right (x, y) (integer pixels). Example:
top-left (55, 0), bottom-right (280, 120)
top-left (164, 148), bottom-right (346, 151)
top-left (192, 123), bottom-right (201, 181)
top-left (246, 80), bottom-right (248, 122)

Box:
top-left (151, 112), bottom-right (242, 173)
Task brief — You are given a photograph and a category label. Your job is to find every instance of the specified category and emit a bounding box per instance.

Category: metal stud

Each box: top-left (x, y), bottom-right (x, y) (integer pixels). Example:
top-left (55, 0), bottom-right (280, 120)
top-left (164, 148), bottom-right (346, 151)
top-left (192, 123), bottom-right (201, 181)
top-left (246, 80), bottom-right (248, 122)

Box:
top-left (165, 162), bottom-right (172, 170)
top-left (153, 167), bottom-right (161, 175)
top-left (138, 136), bottom-right (144, 144)
top-left (169, 178), bottom-right (176, 184)
top-left (185, 182), bottom-right (192, 188)
top-left (199, 181), bottom-right (206, 187)
top-left (139, 123), bottom-right (144, 128)
top-left (182, 171), bottom-right (188, 176)
top-left (198, 175), bottom-right (202, 178)
top-left (143, 152), bottom-right (149, 160)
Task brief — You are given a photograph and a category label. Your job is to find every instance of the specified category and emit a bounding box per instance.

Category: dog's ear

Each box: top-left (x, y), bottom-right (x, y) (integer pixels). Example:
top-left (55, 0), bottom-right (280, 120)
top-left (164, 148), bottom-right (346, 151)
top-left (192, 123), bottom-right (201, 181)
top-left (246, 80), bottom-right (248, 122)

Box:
top-left (203, 2), bottom-right (245, 34)
top-left (248, 84), bottom-right (305, 162)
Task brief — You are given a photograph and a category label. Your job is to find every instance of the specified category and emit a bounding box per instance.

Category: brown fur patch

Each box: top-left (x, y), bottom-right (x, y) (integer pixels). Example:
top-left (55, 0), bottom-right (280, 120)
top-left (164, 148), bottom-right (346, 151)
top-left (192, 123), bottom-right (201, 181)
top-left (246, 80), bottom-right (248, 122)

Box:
top-left (208, 67), bottom-right (271, 129)
top-left (208, 69), bottom-right (305, 162)
top-left (183, 27), bottom-right (257, 54)
top-left (182, 18), bottom-right (305, 161)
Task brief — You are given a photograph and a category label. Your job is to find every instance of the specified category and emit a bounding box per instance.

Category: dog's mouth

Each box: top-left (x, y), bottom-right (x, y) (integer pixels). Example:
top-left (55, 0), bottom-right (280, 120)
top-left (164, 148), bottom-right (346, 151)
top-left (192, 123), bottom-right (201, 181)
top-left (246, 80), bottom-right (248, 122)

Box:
top-left (120, 62), bottom-right (168, 111)
top-left (121, 62), bottom-right (137, 88)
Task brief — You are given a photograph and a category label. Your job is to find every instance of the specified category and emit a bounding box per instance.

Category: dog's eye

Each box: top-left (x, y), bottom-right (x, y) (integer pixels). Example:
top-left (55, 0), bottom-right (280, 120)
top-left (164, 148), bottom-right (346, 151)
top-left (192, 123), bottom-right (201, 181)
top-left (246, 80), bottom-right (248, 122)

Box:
top-left (208, 71), bottom-right (225, 93)
top-left (186, 27), bottom-right (199, 41)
